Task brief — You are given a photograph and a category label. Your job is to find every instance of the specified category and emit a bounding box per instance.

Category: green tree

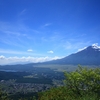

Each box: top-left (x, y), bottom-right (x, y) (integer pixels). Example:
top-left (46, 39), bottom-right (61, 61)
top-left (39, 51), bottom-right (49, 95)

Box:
top-left (39, 66), bottom-right (100, 100)
top-left (64, 65), bottom-right (100, 96)
top-left (0, 89), bottom-right (9, 100)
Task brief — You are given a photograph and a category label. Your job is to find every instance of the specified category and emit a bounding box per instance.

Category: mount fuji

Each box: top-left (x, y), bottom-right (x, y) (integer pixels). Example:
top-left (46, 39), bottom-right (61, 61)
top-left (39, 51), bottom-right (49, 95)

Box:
top-left (45, 44), bottom-right (100, 65)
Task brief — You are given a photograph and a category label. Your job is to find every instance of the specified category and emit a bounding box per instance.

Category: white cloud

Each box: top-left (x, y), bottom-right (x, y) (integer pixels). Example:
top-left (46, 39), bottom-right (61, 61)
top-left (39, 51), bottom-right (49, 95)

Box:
top-left (78, 47), bottom-right (87, 52)
top-left (51, 56), bottom-right (61, 60)
top-left (0, 55), bottom-right (5, 59)
top-left (27, 49), bottom-right (33, 52)
top-left (0, 55), bottom-right (61, 65)
top-left (0, 49), bottom-right (29, 55)
top-left (0, 49), bottom-right (46, 57)
top-left (47, 50), bottom-right (54, 54)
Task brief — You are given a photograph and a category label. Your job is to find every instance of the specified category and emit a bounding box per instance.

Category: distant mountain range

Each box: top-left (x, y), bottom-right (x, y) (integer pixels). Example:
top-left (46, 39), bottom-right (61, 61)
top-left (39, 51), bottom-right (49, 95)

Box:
top-left (44, 44), bottom-right (100, 65)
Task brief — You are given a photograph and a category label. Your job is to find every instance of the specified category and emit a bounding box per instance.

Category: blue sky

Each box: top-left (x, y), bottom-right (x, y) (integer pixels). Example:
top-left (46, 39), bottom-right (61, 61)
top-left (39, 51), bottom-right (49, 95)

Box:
top-left (0, 0), bottom-right (100, 64)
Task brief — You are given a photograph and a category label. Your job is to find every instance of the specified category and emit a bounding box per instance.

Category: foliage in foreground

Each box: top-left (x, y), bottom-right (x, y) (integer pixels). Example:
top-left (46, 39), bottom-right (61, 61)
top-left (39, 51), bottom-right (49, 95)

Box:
top-left (0, 90), bottom-right (37, 100)
top-left (0, 90), bottom-right (9, 100)
top-left (38, 86), bottom-right (99, 100)
top-left (39, 66), bottom-right (100, 100)
top-left (64, 65), bottom-right (100, 96)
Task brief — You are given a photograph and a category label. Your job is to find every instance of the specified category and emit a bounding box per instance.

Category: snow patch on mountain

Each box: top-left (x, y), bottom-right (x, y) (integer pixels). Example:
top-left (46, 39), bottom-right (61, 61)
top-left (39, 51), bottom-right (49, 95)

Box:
top-left (76, 43), bottom-right (100, 53)
top-left (92, 43), bottom-right (100, 49)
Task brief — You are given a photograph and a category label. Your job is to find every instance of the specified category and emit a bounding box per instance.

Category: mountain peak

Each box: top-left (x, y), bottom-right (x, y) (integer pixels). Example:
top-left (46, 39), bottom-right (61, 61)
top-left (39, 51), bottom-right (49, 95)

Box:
top-left (45, 43), bottom-right (100, 65)
top-left (91, 43), bottom-right (100, 49)
top-left (78, 43), bottom-right (100, 53)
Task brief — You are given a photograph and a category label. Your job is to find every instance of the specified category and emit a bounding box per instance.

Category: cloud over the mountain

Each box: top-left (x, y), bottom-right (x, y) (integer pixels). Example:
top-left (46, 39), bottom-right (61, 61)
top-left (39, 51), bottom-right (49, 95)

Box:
top-left (0, 55), bottom-right (61, 65)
